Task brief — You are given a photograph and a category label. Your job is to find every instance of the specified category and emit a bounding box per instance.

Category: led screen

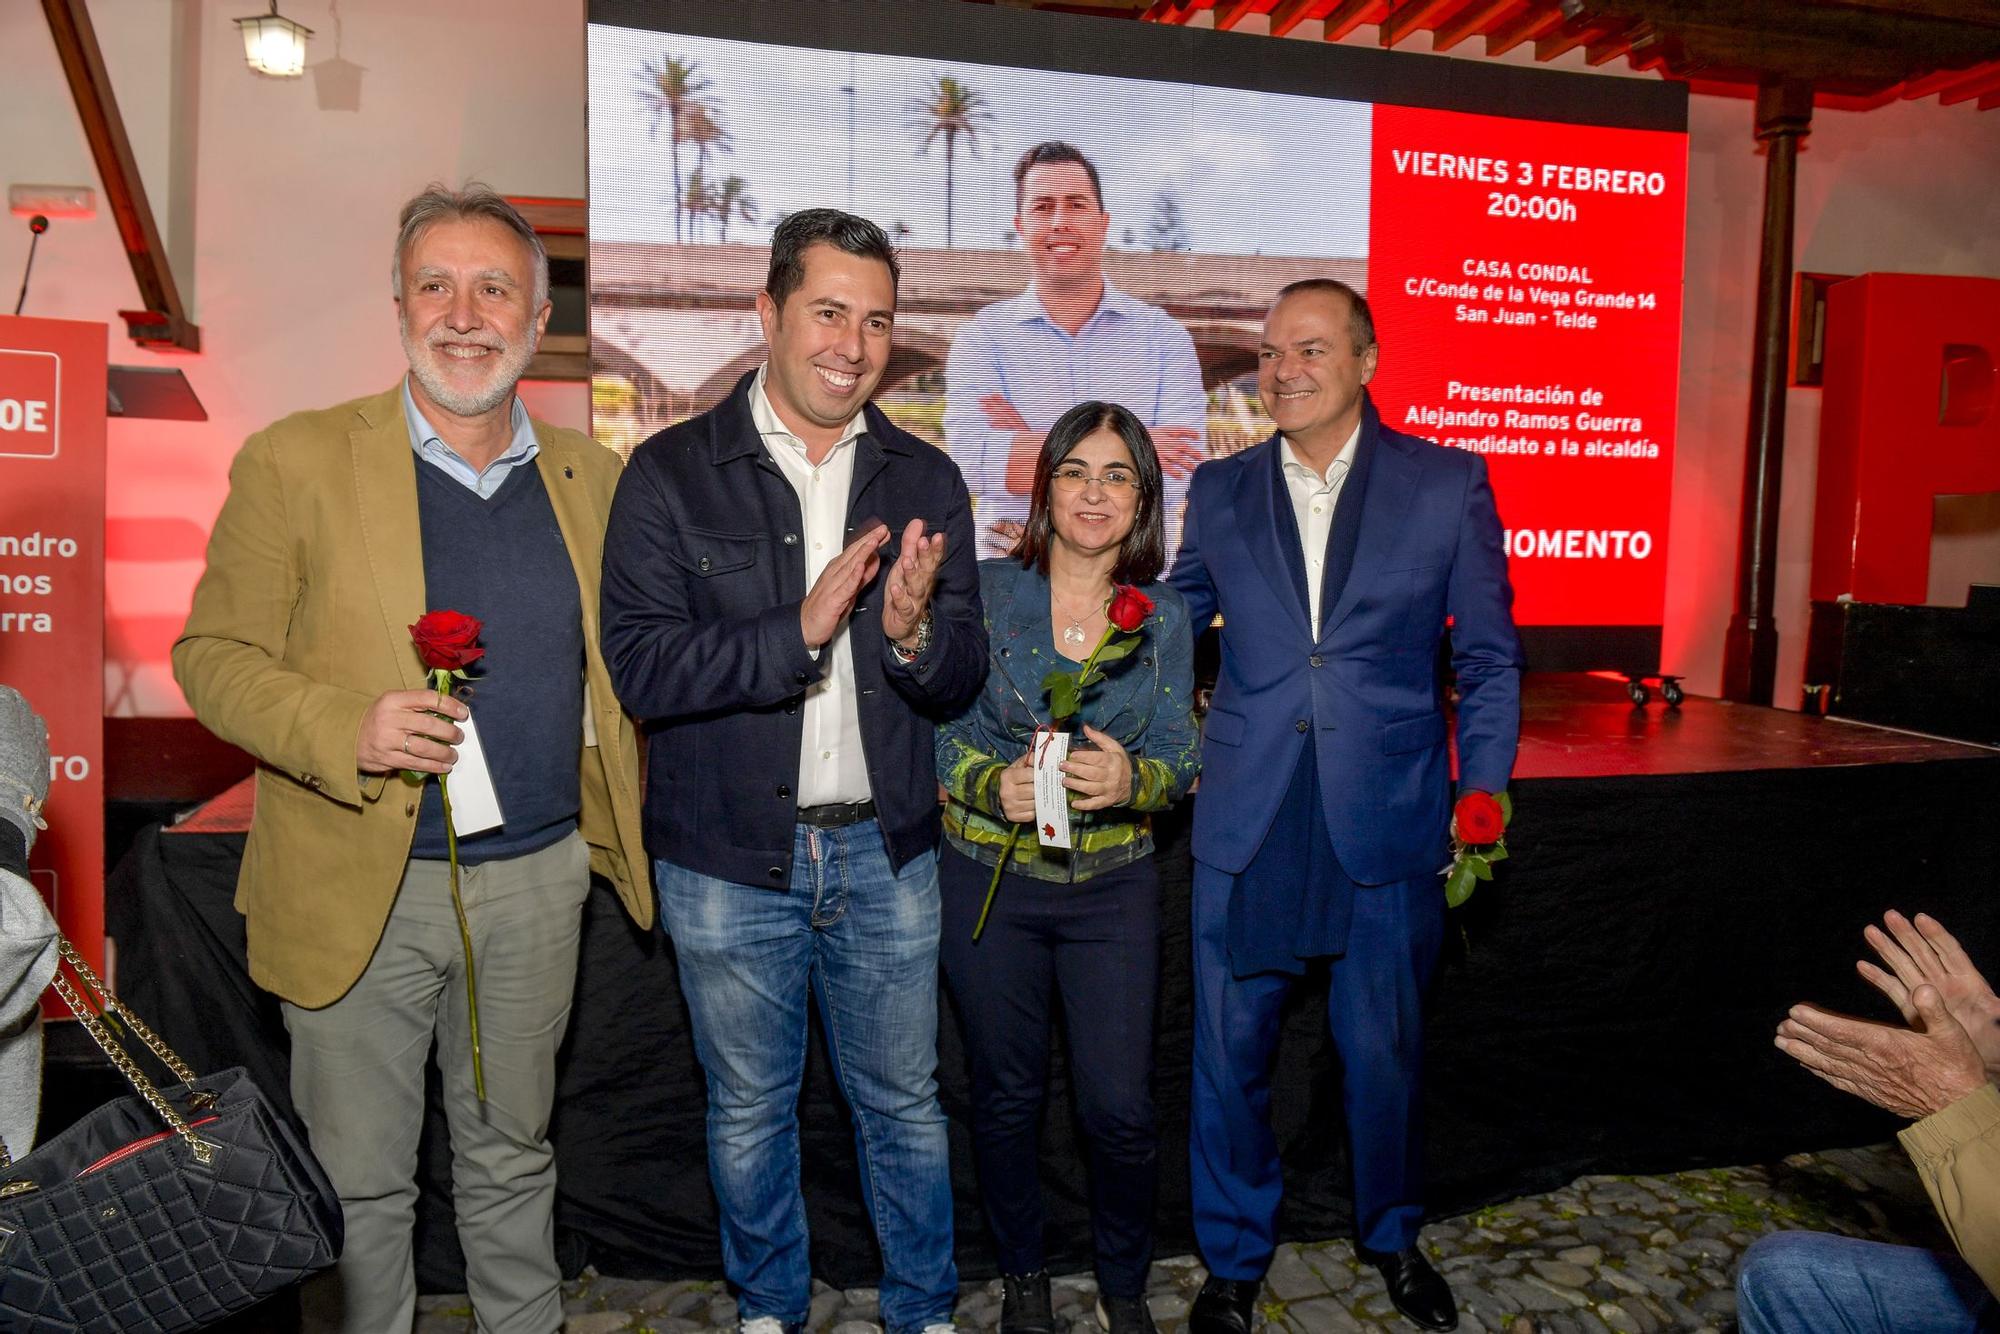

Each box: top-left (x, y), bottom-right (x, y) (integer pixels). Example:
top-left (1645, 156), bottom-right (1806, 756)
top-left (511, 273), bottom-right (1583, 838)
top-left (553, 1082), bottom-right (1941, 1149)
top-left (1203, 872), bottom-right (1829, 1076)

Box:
top-left (587, 0), bottom-right (1688, 670)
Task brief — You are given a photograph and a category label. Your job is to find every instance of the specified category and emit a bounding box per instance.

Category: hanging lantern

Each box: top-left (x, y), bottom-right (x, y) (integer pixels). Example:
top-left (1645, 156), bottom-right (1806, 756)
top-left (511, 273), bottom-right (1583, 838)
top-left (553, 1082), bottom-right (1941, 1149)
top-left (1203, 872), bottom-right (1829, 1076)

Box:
top-left (234, 2), bottom-right (313, 78)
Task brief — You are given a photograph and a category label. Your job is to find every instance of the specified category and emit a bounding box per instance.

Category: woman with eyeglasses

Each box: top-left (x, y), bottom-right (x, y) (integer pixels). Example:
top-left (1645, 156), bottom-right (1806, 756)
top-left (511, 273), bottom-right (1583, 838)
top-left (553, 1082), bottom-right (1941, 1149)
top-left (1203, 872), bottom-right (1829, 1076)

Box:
top-left (936, 400), bottom-right (1201, 1334)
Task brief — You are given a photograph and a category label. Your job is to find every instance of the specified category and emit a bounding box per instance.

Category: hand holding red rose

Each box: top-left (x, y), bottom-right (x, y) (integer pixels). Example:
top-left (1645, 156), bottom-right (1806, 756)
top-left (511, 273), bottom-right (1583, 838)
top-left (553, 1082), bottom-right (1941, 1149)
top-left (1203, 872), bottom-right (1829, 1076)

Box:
top-left (1443, 788), bottom-right (1512, 908)
top-left (1453, 791), bottom-right (1506, 845)
top-left (997, 752), bottom-right (1036, 824)
top-left (357, 689), bottom-right (467, 776)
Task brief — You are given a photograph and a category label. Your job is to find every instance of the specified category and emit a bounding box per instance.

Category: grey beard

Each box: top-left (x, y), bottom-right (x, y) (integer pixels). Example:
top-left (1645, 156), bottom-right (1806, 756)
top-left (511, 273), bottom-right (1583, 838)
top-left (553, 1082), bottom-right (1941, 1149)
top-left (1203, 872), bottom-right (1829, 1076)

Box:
top-left (402, 327), bottom-right (533, 417)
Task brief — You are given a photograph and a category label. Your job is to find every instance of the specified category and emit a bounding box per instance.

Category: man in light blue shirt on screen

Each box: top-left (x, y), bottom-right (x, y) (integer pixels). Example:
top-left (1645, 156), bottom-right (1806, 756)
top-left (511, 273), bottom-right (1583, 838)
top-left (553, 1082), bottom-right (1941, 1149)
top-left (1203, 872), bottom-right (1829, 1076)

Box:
top-left (945, 141), bottom-right (1208, 557)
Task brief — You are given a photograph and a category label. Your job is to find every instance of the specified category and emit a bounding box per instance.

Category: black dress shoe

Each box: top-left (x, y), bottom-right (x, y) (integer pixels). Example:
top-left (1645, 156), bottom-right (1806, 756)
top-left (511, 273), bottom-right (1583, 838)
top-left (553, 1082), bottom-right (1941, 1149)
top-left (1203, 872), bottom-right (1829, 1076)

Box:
top-left (1000, 1270), bottom-right (1055, 1334)
top-left (1188, 1275), bottom-right (1261, 1334)
top-left (1365, 1247), bottom-right (1457, 1331)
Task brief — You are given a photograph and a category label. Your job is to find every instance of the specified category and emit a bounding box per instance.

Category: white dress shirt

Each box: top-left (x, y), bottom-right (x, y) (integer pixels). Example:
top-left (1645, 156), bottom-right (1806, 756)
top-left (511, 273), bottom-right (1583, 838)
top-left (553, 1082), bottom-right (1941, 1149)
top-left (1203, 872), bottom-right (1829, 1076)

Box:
top-left (750, 366), bottom-right (873, 808)
top-left (1280, 425), bottom-right (1360, 638)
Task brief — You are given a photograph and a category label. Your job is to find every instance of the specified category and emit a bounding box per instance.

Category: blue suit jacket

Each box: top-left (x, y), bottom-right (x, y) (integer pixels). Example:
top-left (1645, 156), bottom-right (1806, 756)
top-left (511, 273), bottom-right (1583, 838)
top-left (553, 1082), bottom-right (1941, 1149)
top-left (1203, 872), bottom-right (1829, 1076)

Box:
top-left (1169, 397), bottom-right (1523, 884)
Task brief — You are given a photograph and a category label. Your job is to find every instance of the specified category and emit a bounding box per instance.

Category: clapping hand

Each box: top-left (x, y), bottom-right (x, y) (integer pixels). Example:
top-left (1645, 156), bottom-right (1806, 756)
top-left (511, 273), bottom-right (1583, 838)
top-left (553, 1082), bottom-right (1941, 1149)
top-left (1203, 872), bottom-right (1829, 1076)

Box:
top-left (1858, 911), bottom-right (2000, 1077)
top-left (1776, 988), bottom-right (1988, 1120)
top-left (800, 525), bottom-right (890, 651)
top-left (882, 517), bottom-right (946, 648)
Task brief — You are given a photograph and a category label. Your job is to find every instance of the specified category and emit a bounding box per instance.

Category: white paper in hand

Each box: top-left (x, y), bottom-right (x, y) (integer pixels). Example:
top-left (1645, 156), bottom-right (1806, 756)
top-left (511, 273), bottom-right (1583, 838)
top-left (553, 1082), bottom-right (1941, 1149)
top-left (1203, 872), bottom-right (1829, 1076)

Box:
top-left (1032, 731), bottom-right (1072, 850)
top-left (446, 712), bottom-right (504, 837)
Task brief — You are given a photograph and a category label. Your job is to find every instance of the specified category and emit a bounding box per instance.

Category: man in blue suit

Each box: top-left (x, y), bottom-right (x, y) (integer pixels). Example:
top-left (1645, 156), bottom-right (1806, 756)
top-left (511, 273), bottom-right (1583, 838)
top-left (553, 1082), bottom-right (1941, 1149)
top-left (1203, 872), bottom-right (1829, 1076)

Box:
top-left (1171, 279), bottom-right (1522, 1333)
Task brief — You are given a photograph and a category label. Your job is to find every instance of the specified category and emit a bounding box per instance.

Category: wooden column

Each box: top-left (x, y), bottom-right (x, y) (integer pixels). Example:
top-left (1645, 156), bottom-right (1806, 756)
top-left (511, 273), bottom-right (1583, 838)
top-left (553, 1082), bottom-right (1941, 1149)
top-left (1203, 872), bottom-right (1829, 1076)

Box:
top-left (1720, 79), bottom-right (1813, 705)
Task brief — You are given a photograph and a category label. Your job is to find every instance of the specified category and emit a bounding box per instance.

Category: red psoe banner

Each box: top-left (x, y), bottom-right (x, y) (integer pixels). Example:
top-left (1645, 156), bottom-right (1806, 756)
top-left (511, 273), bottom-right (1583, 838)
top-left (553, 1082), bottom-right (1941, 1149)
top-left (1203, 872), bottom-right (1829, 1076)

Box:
top-left (0, 316), bottom-right (107, 981)
top-left (1812, 274), bottom-right (2000, 606)
top-left (1367, 104), bottom-right (1687, 629)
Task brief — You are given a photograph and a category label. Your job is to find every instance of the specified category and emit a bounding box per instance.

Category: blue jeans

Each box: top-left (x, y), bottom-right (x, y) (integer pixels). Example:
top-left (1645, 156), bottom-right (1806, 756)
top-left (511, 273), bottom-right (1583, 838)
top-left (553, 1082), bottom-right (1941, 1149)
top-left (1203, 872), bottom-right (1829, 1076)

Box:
top-left (1738, 1232), bottom-right (2000, 1333)
top-left (656, 822), bottom-right (956, 1334)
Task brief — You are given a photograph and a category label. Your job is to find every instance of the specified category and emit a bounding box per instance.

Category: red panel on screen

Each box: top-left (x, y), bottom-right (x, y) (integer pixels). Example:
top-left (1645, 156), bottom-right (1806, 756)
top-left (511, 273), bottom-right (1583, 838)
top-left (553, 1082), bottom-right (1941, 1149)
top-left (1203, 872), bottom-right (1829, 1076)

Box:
top-left (1367, 105), bottom-right (1687, 628)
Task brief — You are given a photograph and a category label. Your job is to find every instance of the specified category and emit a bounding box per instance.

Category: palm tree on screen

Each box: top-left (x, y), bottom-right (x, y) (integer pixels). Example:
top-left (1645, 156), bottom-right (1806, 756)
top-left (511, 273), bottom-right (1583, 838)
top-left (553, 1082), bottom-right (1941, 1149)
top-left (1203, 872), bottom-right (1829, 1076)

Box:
top-left (683, 104), bottom-right (733, 178)
top-left (636, 55), bottom-right (711, 244)
top-left (713, 175), bottom-right (760, 243)
top-left (906, 74), bottom-right (995, 248)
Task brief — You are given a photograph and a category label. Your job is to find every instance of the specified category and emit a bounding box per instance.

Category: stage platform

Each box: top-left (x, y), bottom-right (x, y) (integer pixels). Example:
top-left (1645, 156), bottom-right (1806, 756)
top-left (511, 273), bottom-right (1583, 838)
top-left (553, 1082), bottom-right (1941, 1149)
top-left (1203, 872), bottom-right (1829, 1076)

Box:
top-left (83, 676), bottom-right (2000, 1292)
top-left (1514, 672), bottom-right (1994, 779)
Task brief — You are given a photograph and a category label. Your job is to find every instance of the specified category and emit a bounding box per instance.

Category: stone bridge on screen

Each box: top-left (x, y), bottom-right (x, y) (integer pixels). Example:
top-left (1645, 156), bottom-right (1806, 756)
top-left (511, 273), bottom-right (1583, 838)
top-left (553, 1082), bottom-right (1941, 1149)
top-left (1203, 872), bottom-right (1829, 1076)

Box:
top-left (589, 241), bottom-right (1366, 440)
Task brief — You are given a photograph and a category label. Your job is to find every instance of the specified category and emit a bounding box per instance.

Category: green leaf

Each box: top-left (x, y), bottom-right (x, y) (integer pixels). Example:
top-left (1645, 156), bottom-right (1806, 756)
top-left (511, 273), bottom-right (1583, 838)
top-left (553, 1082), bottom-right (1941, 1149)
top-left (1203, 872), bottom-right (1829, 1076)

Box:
top-left (1497, 789), bottom-right (1514, 823)
top-left (1046, 677), bottom-right (1080, 721)
top-left (1444, 861), bottom-right (1477, 907)
top-left (1484, 841), bottom-right (1509, 864)
top-left (1093, 637), bottom-right (1139, 665)
top-left (1468, 855), bottom-right (1494, 881)
top-left (1077, 669), bottom-right (1104, 689)
top-left (1040, 667), bottom-right (1070, 694)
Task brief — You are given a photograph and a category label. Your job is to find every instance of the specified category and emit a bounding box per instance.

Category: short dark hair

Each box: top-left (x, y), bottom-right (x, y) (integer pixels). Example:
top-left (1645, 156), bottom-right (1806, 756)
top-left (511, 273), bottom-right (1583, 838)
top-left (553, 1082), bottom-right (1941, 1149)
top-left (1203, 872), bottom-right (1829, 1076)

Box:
top-left (765, 208), bottom-right (901, 308)
top-left (1012, 401), bottom-right (1167, 585)
top-left (1012, 141), bottom-right (1105, 213)
top-left (1273, 277), bottom-right (1377, 353)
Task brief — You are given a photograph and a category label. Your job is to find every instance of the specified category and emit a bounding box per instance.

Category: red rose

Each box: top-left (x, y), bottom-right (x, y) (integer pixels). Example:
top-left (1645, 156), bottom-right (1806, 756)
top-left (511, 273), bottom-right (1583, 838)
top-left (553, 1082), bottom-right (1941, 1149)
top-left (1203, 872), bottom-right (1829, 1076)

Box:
top-left (1106, 585), bottom-right (1154, 633)
top-left (410, 609), bottom-right (485, 671)
top-left (1453, 790), bottom-right (1506, 845)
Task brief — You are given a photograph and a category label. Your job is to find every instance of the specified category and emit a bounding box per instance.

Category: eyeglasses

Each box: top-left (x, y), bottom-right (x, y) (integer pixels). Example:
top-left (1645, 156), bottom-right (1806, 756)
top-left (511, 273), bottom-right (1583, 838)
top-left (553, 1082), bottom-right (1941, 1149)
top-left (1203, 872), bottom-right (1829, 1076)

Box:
top-left (1050, 466), bottom-right (1139, 494)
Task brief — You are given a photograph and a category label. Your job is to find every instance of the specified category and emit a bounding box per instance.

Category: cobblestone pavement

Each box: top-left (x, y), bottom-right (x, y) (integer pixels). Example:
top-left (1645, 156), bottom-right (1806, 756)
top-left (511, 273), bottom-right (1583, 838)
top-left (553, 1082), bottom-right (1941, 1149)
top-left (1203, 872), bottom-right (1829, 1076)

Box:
top-left (415, 1143), bottom-right (1949, 1334)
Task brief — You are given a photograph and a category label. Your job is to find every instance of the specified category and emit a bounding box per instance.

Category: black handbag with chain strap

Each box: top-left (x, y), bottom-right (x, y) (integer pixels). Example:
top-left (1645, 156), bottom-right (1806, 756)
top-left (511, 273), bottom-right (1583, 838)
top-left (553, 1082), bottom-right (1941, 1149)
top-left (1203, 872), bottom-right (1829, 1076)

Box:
top-left (0, 939), bottom-right (341, 1332)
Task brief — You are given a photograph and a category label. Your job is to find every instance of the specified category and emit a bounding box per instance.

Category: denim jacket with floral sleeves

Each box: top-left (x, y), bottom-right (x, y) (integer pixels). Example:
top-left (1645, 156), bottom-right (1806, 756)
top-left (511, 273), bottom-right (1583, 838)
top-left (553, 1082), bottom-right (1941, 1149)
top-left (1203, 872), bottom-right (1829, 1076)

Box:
top-left (936, 559), bottom-right (1200, 883)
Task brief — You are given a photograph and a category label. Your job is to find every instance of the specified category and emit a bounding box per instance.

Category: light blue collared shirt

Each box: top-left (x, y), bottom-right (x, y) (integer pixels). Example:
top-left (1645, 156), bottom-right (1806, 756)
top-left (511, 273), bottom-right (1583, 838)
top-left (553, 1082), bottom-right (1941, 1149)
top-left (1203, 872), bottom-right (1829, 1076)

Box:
top-left (401, 379), bottom-right (539, 499)
top-left (942, 280), bottom-right (1206, 554)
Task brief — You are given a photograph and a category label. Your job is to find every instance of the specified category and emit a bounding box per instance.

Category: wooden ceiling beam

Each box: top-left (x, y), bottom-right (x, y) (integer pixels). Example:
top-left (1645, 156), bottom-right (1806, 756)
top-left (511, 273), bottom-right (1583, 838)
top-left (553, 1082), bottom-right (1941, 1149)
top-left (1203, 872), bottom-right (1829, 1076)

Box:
top-left (1936, 59), bottom-right (2000, 101)
top-left (1487, 2), bottom-right (1562, 54)
top-left (1267, 0), bottom-right (1333, 35)
top-left (1897, 63), bottom-right (1988, 97)
top-left (1572, 0), bottom-right (2000, 65)
top-left (1812, 0), bottom-right (2000, 30)
top-left (1585, 30), bottom-right (1635, 64)
top-left (1321, 0), bottom-right (1384, 40)
top-left (40, 0), bottom-right (200, 352)
top-left (1214, 0), bottom-right (1268, 29)
top-left (1433, 0), bottom-right (1520, 50)
top-left (1536, 16), bottom-right (1609, 59)
top-left (1629, 17), bottom-right (1996, 85)
top-left (1381, 0), bottom-right (1461, 46)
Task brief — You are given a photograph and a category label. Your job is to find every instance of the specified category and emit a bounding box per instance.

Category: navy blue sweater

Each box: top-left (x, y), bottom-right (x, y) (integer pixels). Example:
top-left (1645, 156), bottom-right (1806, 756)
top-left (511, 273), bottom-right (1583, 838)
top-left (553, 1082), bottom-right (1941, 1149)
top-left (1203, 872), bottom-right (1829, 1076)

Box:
top-left (411, 460), bottom-right (582, 863)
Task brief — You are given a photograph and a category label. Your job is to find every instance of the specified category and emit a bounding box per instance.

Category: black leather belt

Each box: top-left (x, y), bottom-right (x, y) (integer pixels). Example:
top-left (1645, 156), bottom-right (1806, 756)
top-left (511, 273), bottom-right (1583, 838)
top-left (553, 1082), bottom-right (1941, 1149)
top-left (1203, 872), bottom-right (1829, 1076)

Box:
top-left (797, 801), bottom-right (875, 829)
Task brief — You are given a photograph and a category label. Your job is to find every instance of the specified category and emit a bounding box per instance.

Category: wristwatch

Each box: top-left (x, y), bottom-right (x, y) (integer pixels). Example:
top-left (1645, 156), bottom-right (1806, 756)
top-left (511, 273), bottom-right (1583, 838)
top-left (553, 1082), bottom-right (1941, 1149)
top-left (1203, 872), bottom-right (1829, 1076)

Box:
top-left (891, 612), bottom-right (933, 663)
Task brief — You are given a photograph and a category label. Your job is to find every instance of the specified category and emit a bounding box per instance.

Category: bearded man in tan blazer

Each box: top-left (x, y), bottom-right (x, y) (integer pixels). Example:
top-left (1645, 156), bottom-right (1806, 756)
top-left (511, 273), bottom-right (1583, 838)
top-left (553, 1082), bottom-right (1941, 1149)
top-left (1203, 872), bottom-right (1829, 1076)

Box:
top-left (173, 184), bottom-right (647, 1334)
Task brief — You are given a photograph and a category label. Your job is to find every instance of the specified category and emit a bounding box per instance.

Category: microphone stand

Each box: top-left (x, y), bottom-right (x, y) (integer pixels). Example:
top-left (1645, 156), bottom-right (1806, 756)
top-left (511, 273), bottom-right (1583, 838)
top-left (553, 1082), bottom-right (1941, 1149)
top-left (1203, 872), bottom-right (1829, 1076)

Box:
top-left (13, 216), bottom-right (49, 317)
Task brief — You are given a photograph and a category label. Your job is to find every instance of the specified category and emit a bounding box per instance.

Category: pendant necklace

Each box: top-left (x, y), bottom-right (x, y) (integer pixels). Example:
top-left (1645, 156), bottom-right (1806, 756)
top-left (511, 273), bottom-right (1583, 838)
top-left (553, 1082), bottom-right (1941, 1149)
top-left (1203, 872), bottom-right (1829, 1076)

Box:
top-left (1054, 589), bottom-right (1103, 648)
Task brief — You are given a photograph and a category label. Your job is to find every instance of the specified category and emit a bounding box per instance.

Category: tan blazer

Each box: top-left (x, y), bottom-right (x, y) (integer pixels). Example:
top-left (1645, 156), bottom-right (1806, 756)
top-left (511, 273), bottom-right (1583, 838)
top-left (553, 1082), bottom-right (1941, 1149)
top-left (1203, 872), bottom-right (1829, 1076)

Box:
top-left (173, 385), bottom-right (650, 1008)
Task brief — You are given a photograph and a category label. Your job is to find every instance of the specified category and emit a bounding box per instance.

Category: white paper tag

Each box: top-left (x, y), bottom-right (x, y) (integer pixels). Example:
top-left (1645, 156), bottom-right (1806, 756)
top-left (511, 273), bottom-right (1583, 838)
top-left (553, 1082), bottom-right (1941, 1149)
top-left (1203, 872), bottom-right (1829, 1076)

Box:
top-left (446, 712), bottom-right (504, 837)
top-left (1032, 731), bottom-right (1072, 850)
